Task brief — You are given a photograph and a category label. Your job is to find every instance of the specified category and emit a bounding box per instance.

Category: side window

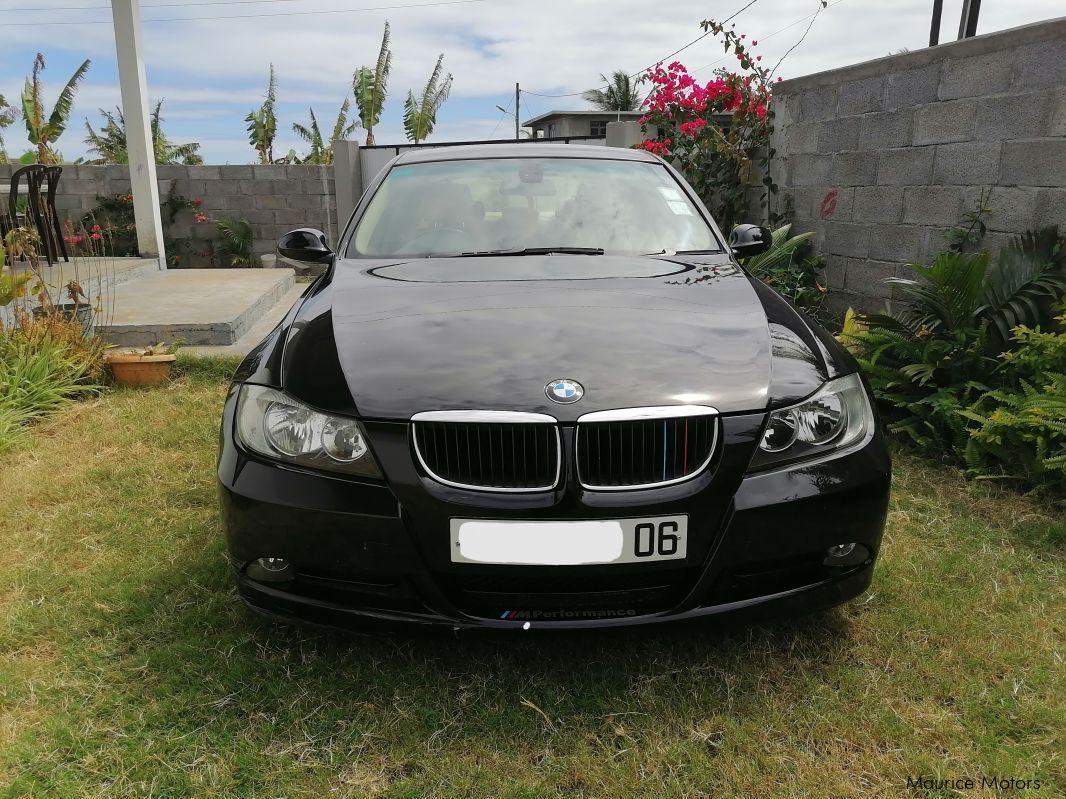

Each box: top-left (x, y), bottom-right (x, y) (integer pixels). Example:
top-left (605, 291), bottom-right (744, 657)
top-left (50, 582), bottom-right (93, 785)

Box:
top-left (590, 120), bottom-right (608, 137)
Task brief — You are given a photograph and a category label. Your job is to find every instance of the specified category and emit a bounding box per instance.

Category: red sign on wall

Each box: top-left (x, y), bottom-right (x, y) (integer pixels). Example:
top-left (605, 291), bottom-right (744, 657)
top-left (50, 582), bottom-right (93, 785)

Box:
top-left (819, 190), bottom-right (838, 219)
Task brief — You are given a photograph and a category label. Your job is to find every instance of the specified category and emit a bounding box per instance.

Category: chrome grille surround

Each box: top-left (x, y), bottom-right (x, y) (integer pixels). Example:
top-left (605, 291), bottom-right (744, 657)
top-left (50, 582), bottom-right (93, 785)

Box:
top-left (411, 410), bottom-right (561, 493)
top-left (575, 406), bottom-right (719, 491)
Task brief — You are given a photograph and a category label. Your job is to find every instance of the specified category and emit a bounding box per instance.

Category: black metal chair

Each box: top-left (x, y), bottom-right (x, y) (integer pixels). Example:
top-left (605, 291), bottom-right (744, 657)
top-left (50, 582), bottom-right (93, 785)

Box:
top-left (6, 164), bottom-right (69, 265)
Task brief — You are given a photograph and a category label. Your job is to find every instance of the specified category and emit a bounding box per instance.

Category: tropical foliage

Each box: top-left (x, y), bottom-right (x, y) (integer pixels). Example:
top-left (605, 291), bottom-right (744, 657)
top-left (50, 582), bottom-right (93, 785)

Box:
top-left (0, 94), bottom-right (17, 160)
top-left (213, 216), bottom-right (255, 267)
top-left (738, 224), bottom-right (827, 319)
top-left (292, 100), bottom-right (357, 164)
top-left (21, 53), bottom-right (91, 164)
top-left (246, 64), bottom-right (279, 165)
top-left (353, 22), bottom-right (393, 146)
top-left (582, 70), bottom-right (644, 112)
top-left (83, 100), bottom-right (202, 165)
top-left (403, 54), bottom-right (453, 144)
top-left (843, 226), bottom-right (1066, 494)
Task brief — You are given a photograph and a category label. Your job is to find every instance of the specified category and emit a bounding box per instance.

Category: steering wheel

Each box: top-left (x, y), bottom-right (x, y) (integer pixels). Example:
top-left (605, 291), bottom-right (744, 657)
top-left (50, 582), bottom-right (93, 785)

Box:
top-left (399, 227), bottom-right (476, 255)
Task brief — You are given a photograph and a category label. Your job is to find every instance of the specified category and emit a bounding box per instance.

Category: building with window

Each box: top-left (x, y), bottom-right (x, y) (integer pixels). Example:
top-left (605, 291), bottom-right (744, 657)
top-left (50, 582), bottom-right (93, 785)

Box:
top-left (522, 111), bottom-right (645, 140)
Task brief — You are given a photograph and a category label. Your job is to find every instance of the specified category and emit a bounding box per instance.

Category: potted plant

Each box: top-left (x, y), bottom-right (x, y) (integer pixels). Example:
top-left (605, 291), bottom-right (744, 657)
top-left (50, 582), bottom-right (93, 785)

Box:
top-left (106, 341), bottom-right (181, 387)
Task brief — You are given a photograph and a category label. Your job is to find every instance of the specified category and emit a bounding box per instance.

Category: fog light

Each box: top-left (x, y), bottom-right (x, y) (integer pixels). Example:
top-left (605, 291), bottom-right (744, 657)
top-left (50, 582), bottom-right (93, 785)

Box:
top-left (823, 542), bottom-right (867, 568)
top-left (247, 557), bottom-right (295, 582)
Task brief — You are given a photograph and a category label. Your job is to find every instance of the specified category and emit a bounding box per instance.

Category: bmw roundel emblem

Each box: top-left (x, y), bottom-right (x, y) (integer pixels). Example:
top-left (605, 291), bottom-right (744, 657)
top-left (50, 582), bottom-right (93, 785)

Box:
top-left (545, 379), bottom-right (584, 404)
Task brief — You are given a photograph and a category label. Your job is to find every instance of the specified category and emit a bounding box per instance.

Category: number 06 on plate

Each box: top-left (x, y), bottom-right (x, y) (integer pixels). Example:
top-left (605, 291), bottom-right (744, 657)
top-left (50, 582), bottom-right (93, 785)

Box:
top-left (449, 516), bottom-right (688, 566)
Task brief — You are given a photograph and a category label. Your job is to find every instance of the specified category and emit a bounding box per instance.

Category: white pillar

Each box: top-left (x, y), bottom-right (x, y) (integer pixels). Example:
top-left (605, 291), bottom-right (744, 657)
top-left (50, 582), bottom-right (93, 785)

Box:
top-left (111, 0), bottom-right (165, 266)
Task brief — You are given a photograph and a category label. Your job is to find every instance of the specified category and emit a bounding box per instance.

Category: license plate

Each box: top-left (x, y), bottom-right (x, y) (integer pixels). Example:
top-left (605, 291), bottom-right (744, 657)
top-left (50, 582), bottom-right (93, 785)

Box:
top-left (449, 516), bottom-right (688, 566)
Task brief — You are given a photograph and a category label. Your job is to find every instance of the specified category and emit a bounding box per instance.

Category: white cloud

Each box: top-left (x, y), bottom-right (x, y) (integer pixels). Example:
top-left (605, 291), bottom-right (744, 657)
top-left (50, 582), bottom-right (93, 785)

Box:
top-left (1, 0), bottom-right (1061, 161)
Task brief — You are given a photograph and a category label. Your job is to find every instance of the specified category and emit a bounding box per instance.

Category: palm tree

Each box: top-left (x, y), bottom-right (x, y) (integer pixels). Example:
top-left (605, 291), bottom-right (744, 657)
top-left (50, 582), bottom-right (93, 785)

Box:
top-left (353, 22), bottom-right (392, 146)
top-left (22, 53), bottom-right (91, 164)
top-left (582, 70), bottom-right (643, 112)
top-left (246, 64), bottom-right (278, 164)
top-left (292, 99), bottom-right (357, 164)
top-left (403, 54), bottom-right (453, 144)
top-left (83, 100), bottom-right (202, 165)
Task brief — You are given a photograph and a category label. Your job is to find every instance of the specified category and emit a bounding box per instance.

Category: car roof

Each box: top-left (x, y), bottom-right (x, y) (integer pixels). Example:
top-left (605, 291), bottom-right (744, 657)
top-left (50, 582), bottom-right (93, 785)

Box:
top-left (392, 143), bottom-right (660, 165)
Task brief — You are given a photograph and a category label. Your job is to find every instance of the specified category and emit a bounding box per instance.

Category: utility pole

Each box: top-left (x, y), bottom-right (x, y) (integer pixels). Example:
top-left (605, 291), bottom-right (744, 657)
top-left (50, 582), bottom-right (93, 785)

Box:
top-left (515, 83), bottom-right (520, 141)
top-left (929, 0), bottom-right (943, 46)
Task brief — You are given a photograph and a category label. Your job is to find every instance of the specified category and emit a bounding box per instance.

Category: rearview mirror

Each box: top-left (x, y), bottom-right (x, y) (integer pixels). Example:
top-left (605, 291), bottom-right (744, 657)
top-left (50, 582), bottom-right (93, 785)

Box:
top-left (278, 228), bottom-right (333, 265)
top-left (729, 224), bottom-right (772, 259)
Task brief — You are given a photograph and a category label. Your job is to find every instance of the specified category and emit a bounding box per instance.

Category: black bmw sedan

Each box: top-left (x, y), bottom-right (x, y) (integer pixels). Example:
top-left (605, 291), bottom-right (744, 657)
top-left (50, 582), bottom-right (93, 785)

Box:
top-left (218, 144), bottom-right (890, 630)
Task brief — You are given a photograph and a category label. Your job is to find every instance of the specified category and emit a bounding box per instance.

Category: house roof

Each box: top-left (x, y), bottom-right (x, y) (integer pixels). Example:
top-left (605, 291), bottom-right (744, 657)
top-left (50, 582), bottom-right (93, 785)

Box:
top-left (521, 110), bottom-right (645, 127)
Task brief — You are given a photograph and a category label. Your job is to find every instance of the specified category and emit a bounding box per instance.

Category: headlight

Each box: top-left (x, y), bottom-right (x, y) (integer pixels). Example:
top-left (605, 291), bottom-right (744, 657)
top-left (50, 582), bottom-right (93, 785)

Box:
top-left (749, 373), bottom-right (874, 470)
top-left (235, 385), bottom-right (382, 478)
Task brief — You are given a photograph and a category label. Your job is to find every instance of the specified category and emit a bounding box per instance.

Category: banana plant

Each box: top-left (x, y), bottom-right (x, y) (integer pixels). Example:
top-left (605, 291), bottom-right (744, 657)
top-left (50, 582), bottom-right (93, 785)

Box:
top-left (403, 54), bottom-right (453, 144)
top-left (246, 64), bottom-right (278, 165)
top-left (353, 22), bottom-right (392, 146)
top-left (22, 53), bottom-right (91, 164)
top-left (83, 100), bottom-right (202, 165)
top-left (292, 99), bottom-right (357, 164)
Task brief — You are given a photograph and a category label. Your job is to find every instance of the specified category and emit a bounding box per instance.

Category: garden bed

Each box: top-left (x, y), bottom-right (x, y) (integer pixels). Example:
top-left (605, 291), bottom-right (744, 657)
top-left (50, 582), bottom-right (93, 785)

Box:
top-left (0, 358), bottom-right (1062, 797)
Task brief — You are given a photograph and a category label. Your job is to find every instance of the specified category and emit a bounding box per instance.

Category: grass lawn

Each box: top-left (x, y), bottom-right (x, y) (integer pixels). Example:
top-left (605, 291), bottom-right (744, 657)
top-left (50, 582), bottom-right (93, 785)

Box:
top-left (1, 358), bottom-right (1063, 798)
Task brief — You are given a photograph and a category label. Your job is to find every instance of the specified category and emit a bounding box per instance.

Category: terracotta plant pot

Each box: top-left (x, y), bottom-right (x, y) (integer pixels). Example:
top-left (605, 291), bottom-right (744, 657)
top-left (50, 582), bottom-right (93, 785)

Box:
top-left (107, 353), bottom-right (177, 387)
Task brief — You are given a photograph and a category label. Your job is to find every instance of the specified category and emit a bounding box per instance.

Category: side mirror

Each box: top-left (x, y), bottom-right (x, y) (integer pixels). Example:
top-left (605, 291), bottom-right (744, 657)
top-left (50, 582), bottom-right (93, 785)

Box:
top-left (729, 224), bottom-right (773, 259)
top-left (278, 228), bottom-right (333, 264)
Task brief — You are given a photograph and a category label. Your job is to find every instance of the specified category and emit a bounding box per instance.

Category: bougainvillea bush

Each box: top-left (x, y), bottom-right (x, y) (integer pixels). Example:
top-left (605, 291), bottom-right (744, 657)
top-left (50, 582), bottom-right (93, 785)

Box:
top-left (637, 19), bottom-right (779, 230)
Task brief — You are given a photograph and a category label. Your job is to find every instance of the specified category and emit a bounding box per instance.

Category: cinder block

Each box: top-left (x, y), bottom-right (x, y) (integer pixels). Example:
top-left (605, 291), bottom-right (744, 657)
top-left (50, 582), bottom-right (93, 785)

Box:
top-left (830, 151), bottom-right (878, 187)
top-left (818, 116), bottom-right (863, 152)
top-left (1050, 90), bottom-right (1066, 137)
top-left (903, 186), bottom-right (964, 225)
top-left (821, 255), bottom-right (848, 290)
top-left (186, 165), bottom-right (221, 181)
top-left (1000, 139), bottom-right (1066, 187)
top-left (933, 142), bottom-right (1001, 185)
top-left (939, 50), bottom-right (1013, 99)
top-left (846, 259), bottom-right (901, 300)
top-left (778, 121), bottom-right (820, 154)
top-left (914, 99), bottom-right (978, 144)
top-left (1033, 188), bottom-right (1066, 230)
top-left (796, 87), bottom-right (840, 122)
top-left (837, 76), bottom-right (885, 115)
top-left (965, 186), bottom-right (1038, 234)
top-left (241, 209), bottom-right (276, 225)
top-left (252, 165), bottom-right (289, 180)
top-left (790, 153), bottom-right (833, 186)
top-left (868, 223), bottom-right (924, 262)
top-left (918, 227), bottom-right (953, 263)
top-left (860, 109), bottom-right (913, 150)
top-left (824, 222), bottom-right (870, 258)
top-left (974, 92), bottom-right (1052, 142)
top-left (886, 63), bottom-right (941, 110)
top-left (239, 179), bottom-right (278, 195)
top-left (854, 186), bottom-right (904, 224)
top-left (256, 195), bottom-right (291, 210)
top-left (1013, 39), bottom-right (1066, 91)
top-left (220, 166), bottom-right (254, 179)
top-left (155, 165), bottom-right (184, 180)
top-left (252, 238), bottom-right (275, 255)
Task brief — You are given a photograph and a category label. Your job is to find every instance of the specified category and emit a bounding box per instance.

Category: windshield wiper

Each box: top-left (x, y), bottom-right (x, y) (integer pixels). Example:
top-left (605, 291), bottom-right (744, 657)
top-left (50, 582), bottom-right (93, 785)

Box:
top-left (643, 249), bottom-right (722, 256)
top-left (453, 247), bottom-right (605, 257)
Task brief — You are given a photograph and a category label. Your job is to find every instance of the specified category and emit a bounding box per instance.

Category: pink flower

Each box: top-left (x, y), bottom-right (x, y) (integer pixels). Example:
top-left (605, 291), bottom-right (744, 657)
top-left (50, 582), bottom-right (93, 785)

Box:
top-left (193, 198), bottom-right (203, 207)
top-left (91, 224), bottom-right (102, 233)
top-left (194, 212), bottom-right (208, 223)
top-left (90, 232), bottom-right (102, 241)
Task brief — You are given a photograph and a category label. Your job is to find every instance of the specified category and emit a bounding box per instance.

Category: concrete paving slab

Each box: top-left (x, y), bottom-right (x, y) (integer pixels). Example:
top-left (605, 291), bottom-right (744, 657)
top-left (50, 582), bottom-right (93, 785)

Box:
top-left (96, 268), bottom-right (294, 346)
top-left (182, 283), bottom-right (308, 358)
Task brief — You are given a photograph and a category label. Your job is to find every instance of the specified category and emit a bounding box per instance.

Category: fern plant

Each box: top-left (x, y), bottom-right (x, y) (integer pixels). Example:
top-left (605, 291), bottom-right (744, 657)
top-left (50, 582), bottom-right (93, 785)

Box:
top-left (213, 217), bottom-right (254, 267)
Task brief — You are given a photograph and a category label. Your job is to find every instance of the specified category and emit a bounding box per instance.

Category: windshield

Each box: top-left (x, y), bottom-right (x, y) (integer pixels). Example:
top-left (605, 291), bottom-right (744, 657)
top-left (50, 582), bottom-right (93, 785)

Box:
top-left (347, 157), bottom-right (720, 258)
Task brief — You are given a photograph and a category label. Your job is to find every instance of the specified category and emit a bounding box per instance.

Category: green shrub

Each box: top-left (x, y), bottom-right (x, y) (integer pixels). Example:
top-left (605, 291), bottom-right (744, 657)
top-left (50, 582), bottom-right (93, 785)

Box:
top-left (844, 226), bottom-right (1066, 494)
top-left (0, 316), bottom-right (104, 452)
top-left (959, 321), bottom-right (1066, 492)
top-left (739, 224), bottom-right (828, 321)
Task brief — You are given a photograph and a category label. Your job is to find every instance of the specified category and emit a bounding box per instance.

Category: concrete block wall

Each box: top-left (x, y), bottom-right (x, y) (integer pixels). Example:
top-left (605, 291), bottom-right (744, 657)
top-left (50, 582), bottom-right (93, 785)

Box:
top-left (0, 163), bottom-right (338, 262)
top-left (769, 17), bottom-right (1066, 311)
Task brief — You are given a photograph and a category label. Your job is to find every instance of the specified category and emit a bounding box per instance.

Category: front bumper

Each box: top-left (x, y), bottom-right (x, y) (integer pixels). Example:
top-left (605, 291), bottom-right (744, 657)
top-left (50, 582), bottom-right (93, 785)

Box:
top-left (218, 395), bottom-right (891, 631)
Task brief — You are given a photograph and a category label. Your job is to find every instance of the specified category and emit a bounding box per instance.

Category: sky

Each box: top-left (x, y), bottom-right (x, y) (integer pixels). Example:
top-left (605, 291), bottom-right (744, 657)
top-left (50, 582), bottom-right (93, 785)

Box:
top-left (0, 0), bottom-right (1061, 164)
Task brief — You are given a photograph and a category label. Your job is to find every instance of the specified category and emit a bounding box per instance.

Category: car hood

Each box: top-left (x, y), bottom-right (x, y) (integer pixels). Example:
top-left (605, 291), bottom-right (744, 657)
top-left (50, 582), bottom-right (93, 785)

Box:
top-left (318, 254), bottom-right (827, 421)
